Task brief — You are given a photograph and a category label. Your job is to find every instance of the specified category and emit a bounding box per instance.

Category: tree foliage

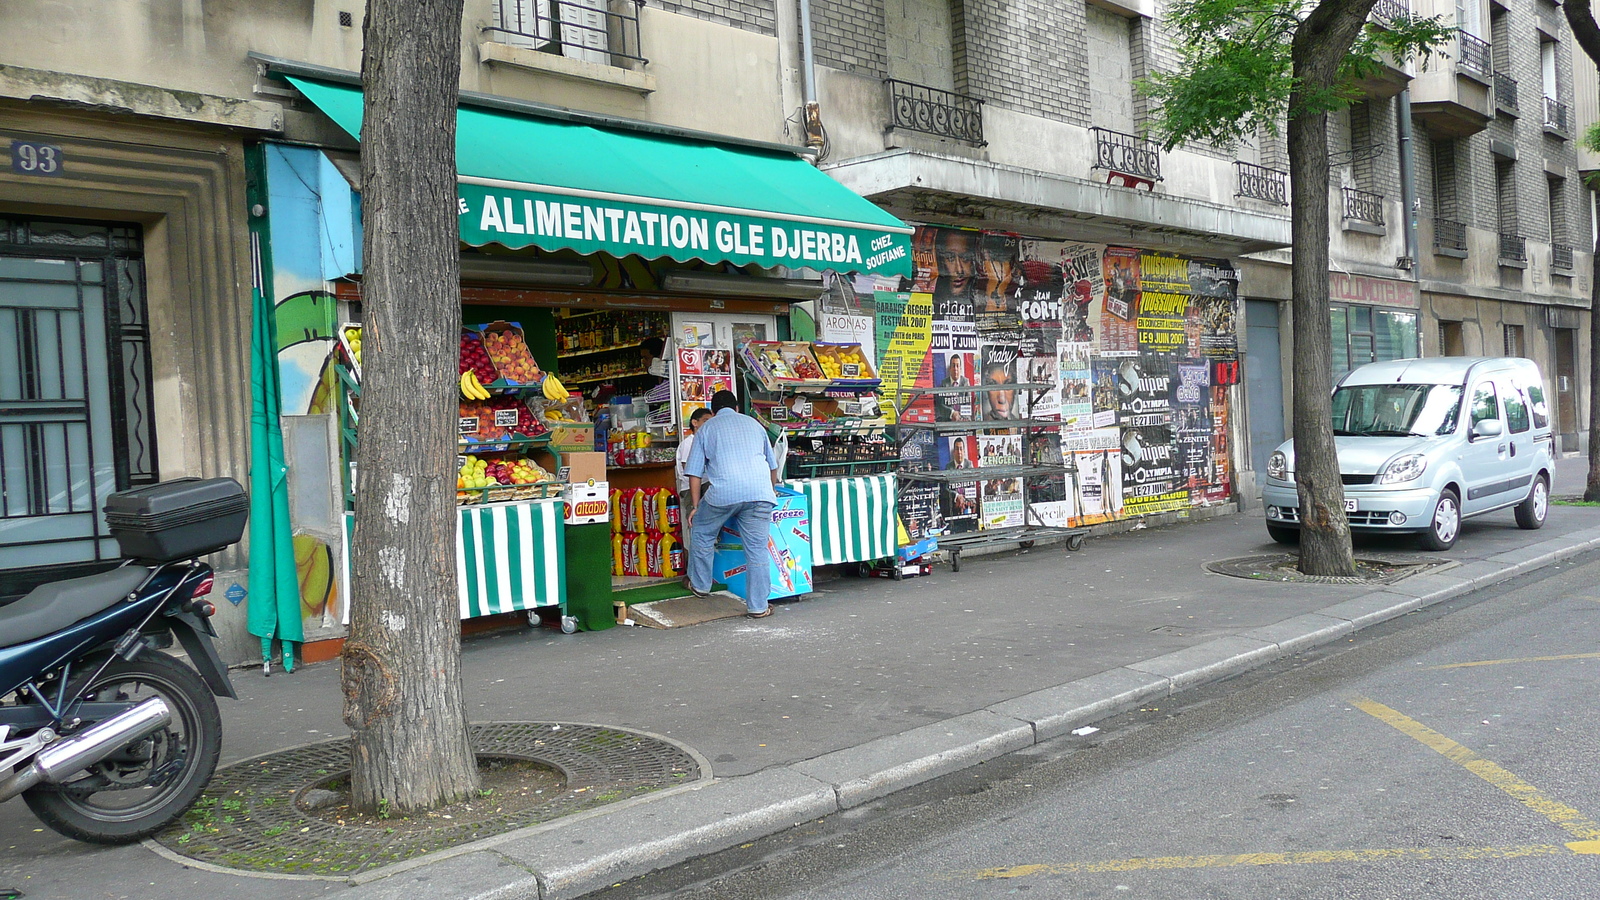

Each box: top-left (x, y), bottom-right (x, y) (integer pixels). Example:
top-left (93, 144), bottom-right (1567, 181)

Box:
top-left (1142, 0), bottom-right (1454, 150)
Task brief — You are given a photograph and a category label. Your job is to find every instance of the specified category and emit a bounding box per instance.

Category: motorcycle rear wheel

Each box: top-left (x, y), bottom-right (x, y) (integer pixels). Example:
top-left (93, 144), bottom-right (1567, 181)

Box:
top-left (23, 652), bottom-right (222, 844)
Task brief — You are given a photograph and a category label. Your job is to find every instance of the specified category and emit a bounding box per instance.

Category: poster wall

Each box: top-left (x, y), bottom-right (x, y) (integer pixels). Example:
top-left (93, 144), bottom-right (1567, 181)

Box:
top-left (884, 225), bottom-right (1240, 539)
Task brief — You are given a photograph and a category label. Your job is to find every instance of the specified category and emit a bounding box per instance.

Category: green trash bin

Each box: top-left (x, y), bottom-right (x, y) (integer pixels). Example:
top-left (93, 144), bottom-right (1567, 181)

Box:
top-left (563, 521), bottom-right (616, 631)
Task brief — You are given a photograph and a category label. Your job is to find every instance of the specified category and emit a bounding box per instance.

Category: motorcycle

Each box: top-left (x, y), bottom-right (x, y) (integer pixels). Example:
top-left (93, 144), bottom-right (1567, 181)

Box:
top-left (0, 478), bottom-right (244, 844)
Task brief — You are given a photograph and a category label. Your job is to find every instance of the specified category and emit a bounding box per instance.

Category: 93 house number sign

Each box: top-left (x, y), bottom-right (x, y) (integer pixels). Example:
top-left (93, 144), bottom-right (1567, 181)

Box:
top-left (11, 141), bottom-right (64, 176)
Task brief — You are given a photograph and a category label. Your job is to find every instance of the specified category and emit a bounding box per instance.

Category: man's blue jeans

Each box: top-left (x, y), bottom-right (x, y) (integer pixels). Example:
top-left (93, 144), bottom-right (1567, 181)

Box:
top-left (688, 499), bottom-right (775, 613)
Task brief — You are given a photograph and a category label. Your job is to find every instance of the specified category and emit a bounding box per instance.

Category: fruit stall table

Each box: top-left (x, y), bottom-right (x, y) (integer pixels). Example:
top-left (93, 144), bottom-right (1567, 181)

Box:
top-left (341, 494), bottom-right (572, 630)
top-left (779, 473), bottom-right (897, 566)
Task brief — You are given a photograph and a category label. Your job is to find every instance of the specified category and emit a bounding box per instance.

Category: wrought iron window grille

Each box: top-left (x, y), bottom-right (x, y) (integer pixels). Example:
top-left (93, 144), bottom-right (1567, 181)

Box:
top-left (1552, 242), bottom-right (1574, 269)
top-left (1091, 127), bottom-right (1163, 189)
top-left (885, 79), bottom-right (985, 145)
top-left (1342, 187), bottom-right (1385, 225)
top-left (488, 0), bottom-right (647, 67)
top-left (1457, 32), bottom-right (1492, 78)
top-left (1494, 72), bottom-right (1519, 114)
top-left (1498, 232), bottom-right (1527, 262)
top-left (1434, 217), bottom-right (1468, 253)
top-left (1235, 161), bottom-right (1287, 205)
top-left (1544, 96), bottom-right (1569, 134)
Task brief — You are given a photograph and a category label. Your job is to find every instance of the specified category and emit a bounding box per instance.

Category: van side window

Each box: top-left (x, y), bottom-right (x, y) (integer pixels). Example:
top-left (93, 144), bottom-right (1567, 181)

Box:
top-left (1517, 375), bottom-right (1550, 428)
top-left (1470, 382), bottom-right (1499, 432)
top-left (1501, 384), bottom-right (1530, 433)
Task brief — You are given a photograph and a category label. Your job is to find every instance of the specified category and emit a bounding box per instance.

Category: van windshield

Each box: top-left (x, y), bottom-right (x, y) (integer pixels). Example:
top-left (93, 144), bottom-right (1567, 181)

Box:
top-left (1331, 383), bottom-right (1463, 437)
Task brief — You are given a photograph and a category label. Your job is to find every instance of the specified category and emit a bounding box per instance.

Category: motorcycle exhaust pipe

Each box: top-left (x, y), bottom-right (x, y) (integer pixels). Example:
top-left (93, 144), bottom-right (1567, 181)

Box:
top-left (0, 698), bottom-right (172, 803)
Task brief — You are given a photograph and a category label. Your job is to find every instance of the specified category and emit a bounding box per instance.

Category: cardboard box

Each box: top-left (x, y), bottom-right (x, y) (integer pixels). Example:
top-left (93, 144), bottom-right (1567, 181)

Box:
top-left (563, 482), bottom-right (609, 525)
top-left (566, 451), bottom-right (606, 486)
top-left (550, 423), bottom-right (595, 452)
top-left (712, 486), bottom-right (814, 600)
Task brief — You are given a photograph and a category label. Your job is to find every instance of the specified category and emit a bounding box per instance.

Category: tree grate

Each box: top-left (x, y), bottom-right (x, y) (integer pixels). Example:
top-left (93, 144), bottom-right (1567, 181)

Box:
top-left (154, 722), bottom-right (703, 877)
top-left (1204, 553), bottom-right (1456, 585)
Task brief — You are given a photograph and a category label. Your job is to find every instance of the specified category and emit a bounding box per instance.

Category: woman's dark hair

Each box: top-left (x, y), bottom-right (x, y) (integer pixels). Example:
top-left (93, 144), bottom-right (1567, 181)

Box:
top-left (640, 337), bottom-right (666, 358)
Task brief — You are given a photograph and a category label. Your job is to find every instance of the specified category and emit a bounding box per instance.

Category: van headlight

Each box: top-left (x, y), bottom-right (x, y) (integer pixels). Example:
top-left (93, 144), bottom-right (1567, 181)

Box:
top-left (1266, 450), bottom-right (1289, 480)
top-left (1378, 454), bottom-right (1427, 484)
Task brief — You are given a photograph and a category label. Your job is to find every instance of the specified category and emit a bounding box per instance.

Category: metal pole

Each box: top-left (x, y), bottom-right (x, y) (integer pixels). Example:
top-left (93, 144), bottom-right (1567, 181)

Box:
top-left (1396, 89), bottom-right (1420, 275)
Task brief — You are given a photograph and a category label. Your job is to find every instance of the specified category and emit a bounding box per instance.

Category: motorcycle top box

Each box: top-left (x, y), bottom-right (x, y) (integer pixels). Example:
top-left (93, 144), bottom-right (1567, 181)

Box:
top-left (103, 477), bottom-right (248, 562)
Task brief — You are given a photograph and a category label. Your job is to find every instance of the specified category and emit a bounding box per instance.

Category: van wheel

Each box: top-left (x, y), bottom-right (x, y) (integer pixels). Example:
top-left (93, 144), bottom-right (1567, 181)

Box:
top-left (1266, 524), bottom-right (1299, 545)
top-left (1514, 475), bottom-right (1549, 530)
top-left (1418, 488), bottom-right (1461, 551)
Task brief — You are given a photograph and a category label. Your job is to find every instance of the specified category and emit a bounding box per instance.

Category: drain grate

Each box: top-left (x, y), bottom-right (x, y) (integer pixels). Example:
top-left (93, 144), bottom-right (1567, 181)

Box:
top-left (155, 722), bottom-right (703, 876)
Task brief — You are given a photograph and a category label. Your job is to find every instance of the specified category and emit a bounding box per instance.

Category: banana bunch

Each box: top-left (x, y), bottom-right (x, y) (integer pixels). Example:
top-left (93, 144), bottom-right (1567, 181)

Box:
top-left (459, 370), bottom-right (491, 400)
top-left (542, 374), bottom-right (570, 402)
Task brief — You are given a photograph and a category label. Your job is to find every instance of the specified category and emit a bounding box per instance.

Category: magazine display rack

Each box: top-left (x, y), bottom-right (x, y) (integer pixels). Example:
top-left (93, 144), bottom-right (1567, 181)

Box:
top-left (896, 383), bottom-right (1087, 572)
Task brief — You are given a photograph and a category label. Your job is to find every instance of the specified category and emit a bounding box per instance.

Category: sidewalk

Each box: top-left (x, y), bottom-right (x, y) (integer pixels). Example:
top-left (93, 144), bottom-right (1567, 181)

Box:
top-left (5, 456), bottom-right (1599, 900)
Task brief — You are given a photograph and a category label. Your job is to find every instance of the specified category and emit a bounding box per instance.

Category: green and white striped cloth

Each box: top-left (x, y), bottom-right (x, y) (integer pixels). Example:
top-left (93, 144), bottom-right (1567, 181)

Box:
top-left (342, 498), bottom-right (566, 622)
top-left (781, 474), bottom-right (896, 565)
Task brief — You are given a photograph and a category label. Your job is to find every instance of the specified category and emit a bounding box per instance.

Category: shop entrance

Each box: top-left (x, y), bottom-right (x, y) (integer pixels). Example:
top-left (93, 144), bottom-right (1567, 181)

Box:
top-left (0, 216), bottom-right (157, 596)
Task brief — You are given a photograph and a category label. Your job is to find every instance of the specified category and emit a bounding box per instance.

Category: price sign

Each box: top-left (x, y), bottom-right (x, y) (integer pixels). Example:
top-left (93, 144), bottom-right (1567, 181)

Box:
top-left (458, 416), bottom-right (479, 434)
top-left (769, 406), bottom-right (790, 422)
top-left (11, 141), bottom-right (63, 176)
top-left (841, 363), bottom-right (861, 377)
top-left (493, 408), bottom-right (519, 428)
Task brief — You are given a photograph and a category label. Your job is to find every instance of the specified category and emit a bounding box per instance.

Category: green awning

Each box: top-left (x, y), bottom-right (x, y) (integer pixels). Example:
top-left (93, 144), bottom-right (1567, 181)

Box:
top-left (285, 76), bottom-right (913, 277)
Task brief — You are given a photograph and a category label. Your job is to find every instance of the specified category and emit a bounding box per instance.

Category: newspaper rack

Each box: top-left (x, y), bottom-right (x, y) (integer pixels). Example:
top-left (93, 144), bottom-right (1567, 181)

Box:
top-left (896, 382), bottom-right (1088, 572)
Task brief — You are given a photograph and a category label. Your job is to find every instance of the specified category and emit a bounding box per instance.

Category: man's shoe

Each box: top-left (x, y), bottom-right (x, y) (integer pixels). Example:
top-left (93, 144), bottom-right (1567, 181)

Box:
top-left (746, 608), bottom-right (772, 619)
top-left (685, 579), bottom-right (711, 599)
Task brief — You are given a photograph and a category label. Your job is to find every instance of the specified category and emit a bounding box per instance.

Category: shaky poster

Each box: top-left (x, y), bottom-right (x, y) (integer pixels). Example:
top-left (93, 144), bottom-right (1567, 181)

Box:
top-left (979, 342), bottom-right (1022, 421)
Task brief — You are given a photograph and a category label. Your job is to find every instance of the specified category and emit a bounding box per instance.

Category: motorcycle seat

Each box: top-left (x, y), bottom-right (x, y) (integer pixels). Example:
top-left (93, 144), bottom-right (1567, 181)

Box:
top-left (0, 567), bottom-right (152, 648)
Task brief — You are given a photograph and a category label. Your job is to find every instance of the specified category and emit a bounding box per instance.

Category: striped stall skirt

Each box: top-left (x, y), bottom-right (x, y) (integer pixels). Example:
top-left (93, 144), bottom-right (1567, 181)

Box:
top-left (781, 474), bottom-right (897, 565)
top-left (343, 498), bottom-right (566, 621)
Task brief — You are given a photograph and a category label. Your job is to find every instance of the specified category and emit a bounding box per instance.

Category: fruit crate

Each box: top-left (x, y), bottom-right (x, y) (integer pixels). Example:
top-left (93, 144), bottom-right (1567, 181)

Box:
top-left (455, 481), bottom-right (563, 506)
top-left (459, 328), bottom-right (501, 387)
top-left (811, 342), bottom-right (881, 386)
top-left (478, 321), bottom-right (544, 388)
top-left (339, 322), bottom-right (365, 381)
top-left (741, 341), bottom-right (831, 391)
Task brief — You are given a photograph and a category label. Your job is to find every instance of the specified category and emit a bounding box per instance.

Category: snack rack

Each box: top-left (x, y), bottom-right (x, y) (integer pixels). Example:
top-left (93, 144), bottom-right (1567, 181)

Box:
top-left (737, 340), bottom-right (899, 480)
top-left (895, 383), bottom-right (1087, 572)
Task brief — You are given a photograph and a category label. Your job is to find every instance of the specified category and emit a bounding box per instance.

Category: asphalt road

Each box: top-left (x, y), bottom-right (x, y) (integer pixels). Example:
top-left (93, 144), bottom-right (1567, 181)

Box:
top-left (599, 549), bottom-right (1600, 900)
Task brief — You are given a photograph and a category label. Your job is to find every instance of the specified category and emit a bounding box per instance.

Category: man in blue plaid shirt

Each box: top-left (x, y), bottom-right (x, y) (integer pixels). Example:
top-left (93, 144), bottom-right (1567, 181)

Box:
top-left (684, 390), bottom-right (779, 618)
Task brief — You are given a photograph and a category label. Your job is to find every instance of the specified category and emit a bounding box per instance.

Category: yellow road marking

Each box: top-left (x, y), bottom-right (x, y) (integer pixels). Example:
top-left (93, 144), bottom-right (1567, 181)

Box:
top-left (1427, 652), bottom-right (1600, 670)
top-left (1352, 696), bottom-right (1600, 841)
top-left (967, 845), bottom-right (1572, 878)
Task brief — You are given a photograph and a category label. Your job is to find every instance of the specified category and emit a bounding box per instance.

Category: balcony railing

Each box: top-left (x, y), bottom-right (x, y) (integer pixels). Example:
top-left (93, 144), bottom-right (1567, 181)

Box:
top-left (1499, 232), bottom-right (1527, 262)
top-left (489, 0), bottom-right (646, 67)
top-left (1091, 127), bottom-right (1163, 185)
top-left (1434, 217), bottom-right (1468, 254)
top-left (1371, 0), bottom-right (1409, 23)
top-left (1544, 96), bottom-right (1569, 134)
top-left (1457, 32), bottom-right (1492, 78)
top-left (886, 79), bottom-right (985, 144)
top-left (1235, 161), bottom-right (1287, 205)
top-left (1494, 72), bottom-right (1519, 114)
top-left (1342, 187), bottom-right (1385, 225)
top-left (1553, 242), bottom-right (1574, 269)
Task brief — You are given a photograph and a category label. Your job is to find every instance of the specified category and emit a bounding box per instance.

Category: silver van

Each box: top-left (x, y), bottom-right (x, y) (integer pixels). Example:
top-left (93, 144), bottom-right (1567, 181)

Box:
top-left (1261, 357), bottom-right (1554, 550)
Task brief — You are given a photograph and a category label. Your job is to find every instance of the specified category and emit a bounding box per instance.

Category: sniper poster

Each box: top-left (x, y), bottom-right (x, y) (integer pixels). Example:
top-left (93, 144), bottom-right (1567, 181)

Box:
top-left (1115, 356), bottom-right (1174, 428)
top-left (1121, 423), bottom-right (1189, 515)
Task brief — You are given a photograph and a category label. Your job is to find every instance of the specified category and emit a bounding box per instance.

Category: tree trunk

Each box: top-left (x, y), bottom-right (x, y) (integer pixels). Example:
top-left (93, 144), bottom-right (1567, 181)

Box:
top-left (340, 0), bottom-right (478, 813)
top-left (1286, 0), bottom-right (1377, 576)
top-left (1562, 0), bottom-right (1600, 500)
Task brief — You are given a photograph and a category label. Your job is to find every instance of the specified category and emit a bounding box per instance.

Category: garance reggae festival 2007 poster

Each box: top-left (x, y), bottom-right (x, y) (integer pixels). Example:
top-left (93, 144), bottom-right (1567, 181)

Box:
top-left (865, 225), bottom-right (1240, 535)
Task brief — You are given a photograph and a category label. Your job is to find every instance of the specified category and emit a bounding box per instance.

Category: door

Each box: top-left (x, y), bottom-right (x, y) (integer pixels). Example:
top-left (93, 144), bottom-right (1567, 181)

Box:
top-left (0, 218), bottom-right (155, 596)
top-left (492, 0), bottom-right (552, 50)
top-left (1460, 378), bottom-right (1510, 514)
top-left (1554, 327), bottom-right (1578, 451)
top-left (1244, 300), bottom-right (1284, 477)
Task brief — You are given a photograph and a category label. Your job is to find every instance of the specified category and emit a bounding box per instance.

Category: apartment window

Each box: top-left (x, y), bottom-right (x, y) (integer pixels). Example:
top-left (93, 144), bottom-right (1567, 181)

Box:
top-left (1439, 320), bottom-right (1466, 356)
top-left (1332, 305), bottom-right (1420, 378)
top-left (1504, 323), bottom-right (1525, 357)
top-left (490, 0), bottom-right (645, 67)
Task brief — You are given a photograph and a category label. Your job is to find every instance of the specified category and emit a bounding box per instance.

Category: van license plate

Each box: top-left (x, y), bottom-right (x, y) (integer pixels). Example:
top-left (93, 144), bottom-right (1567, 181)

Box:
top-left (1344, 499), bottom-right (1358, 512)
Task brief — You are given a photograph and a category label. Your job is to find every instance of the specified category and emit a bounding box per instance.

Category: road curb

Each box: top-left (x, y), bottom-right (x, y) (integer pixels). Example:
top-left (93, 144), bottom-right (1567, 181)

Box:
top-left (336, 530), bottom-right (1600, 900)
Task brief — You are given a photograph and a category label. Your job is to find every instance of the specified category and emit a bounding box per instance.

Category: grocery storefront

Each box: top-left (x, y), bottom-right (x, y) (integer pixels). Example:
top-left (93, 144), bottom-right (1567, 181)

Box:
top-left (245, 63), bottom-right (915, 664)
